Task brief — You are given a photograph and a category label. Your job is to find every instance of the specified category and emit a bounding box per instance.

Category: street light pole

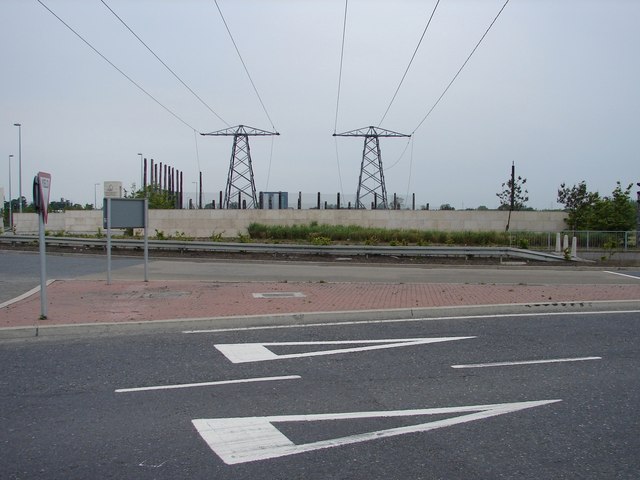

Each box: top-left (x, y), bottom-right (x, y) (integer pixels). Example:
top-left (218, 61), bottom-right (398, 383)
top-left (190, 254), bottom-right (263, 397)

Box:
top-left (8, 154), bottom-right (13, 231)
top-left (192, 182), bottom-right (198, 209)
top-left (94, 183), bottom-right (100, 209)
top-left (138, 153), bottom-right (143, 192)
top-left (13, 123), bottom-right (22, 213)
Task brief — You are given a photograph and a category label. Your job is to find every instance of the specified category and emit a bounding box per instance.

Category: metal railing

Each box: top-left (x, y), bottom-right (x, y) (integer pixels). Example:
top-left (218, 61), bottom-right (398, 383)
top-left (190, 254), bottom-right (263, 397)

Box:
top-left (506, 231), bottom-right (638, 251)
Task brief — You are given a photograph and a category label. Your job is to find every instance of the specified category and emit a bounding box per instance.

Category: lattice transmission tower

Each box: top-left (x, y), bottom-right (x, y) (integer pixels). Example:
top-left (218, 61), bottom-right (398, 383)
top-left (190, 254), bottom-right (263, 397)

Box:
top-left (333, 126), bottom-right (410, 209)
top-left (202, 125), bottom-right (279, 209)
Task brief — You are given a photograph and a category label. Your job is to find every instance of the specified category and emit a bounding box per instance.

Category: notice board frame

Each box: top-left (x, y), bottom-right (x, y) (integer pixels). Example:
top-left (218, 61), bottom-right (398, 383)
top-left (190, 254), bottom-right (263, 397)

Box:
top-left (103, 198), bottom-right (149, 284)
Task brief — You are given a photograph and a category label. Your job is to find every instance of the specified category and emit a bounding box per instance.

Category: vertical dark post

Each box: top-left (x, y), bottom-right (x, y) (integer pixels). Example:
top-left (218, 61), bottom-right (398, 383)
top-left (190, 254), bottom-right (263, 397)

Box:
top-left (337, 192), bottom-right (341, 210)
top-left (199, 171), bottom-right (203, 209)
top-left (506, 162), bottom-right (515, 232)
top-left (278, 192), bottom-right (283, 210)
top-left (238, 192), bottom-right (241, 209)
top-left (298, 192), bottom-right (302, 210)
top-left (219, 191), bottom-right (223, 209)
top-left (164, 164), bottom-right (168, 198)
top-left (393, 193), bottom-right (397, 210)
top-left (374, 192), bottom-right (378, 209)
top-left (169, 168), bottom-right (174, 206)
top-left (150, 159), bottom-right (155, 188)
top-left (179, 171), bottom-right (184, 209)
top-left (242, 199), bottom-right (246, 209)
top-left (154, 164), bottom-right (158, 192)
top-left (173, 168), bottom-right (177, 208)
top-left (412, 193), bottom-right (415, 210)
top-left (636, 183), bottom-right (640, 246)
top-left (143, 157), bottom-right (148, 192)
top-left (317, 192), bottom-right (321, 210)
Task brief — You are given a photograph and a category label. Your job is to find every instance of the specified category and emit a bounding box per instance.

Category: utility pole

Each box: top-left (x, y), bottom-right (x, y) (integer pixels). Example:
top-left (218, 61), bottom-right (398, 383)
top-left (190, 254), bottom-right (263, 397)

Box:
top-left (333, 126), bottom-right (410, 209)
top-left (506, 162), bottom-right (515, 232)
top-left (201, 125), bottom-right (279, 209)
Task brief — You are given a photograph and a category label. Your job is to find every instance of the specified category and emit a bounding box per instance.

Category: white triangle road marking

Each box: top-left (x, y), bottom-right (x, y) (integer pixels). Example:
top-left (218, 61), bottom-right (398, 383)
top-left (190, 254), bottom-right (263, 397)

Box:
top-left (214, 337), bottom-right (475, 363)
top-left (193, 399), bottom-right (562, 464)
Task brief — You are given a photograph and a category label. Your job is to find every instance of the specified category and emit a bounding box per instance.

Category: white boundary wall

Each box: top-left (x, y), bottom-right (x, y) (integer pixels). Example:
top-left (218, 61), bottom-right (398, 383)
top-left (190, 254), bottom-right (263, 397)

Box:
top-left (11, 210), bottom-right (567, 237)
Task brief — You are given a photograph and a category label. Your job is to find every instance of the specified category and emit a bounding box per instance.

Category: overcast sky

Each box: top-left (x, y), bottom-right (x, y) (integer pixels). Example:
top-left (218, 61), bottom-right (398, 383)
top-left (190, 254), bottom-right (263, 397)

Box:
top-left (1, 0), bottom-right (638, 210)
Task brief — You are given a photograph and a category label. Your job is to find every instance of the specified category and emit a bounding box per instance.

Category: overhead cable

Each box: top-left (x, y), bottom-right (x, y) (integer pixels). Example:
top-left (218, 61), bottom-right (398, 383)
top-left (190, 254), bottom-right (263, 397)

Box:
top-left (412, 0), bottom-right (511, 134)
top-left (37, 0), bottom-right (198, 132)
top-left (213, 0), bottom-right (278, 132)
top-left (333, 0), bottom-right (349, 134)
top-left (101, 0), bottom-right (230, 127)
top-left (378, 0), bottom-right (441, 127)
top-left (333, 0), bottom-right (349, 198)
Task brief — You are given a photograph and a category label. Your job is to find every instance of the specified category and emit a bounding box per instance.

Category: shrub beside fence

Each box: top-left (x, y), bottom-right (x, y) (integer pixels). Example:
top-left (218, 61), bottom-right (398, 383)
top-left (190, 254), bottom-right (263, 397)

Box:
top-left (248, 224), bottom-right (639, 251)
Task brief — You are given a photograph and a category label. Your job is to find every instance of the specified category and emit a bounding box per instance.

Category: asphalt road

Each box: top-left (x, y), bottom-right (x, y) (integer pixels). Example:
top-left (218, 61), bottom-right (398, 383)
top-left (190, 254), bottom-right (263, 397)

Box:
top-left (2, 250), bottom-right (639, 304)
top-left (2, 310), bottom-right (639, 479)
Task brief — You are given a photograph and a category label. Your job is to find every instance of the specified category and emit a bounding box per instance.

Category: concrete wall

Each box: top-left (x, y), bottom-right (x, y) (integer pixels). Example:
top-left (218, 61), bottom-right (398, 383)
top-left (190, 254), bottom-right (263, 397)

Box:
top-left (10, 209), bottom-right (568, 237)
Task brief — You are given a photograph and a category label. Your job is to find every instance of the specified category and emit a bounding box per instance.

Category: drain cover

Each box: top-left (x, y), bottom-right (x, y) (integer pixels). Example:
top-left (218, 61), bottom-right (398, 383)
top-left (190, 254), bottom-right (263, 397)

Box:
top-left (252, 292), bottom-right (306, 299)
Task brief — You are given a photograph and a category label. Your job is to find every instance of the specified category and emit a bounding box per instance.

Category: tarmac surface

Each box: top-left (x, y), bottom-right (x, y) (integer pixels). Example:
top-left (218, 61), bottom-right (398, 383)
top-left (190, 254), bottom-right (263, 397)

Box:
top-left (2, 276), bottom-right (640, 337)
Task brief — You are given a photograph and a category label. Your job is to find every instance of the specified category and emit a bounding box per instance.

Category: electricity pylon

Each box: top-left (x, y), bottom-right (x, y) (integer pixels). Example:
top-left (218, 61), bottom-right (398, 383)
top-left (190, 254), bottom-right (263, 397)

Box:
top-left (333, 126), bottom-right (410, 209)
top-left (201, 125), bottom-right (279, 209)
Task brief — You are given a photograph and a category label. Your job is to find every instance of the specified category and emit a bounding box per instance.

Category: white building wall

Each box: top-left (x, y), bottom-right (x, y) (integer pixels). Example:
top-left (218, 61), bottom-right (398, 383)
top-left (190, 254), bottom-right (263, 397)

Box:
top-left (11, 209), bottom-right (568, 237)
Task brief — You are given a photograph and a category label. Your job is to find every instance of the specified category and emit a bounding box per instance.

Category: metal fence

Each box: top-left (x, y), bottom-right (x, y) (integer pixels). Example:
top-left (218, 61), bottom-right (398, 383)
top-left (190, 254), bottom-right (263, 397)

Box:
top-left (507, 231), bottom-right (638, 251)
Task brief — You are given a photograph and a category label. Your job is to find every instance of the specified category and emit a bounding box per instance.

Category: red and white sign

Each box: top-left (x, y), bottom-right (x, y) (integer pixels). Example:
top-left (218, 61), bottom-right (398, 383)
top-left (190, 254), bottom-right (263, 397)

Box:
top-left (37, 171), bottom-right (52, 224)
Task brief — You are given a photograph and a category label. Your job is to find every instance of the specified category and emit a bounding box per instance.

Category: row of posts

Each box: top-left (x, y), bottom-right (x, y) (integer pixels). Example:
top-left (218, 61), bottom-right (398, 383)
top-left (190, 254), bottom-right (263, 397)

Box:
top-left (143, 158), bottom-right (184, 209)
top-left (555, 233), bottom-right (577, 258)
top-left (192, 191), bottom-right (420, 210)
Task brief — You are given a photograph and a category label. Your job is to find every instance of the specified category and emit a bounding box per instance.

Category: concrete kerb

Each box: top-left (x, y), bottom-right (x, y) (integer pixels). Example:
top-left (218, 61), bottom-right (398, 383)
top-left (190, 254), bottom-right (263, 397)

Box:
top-left (3, 299), bottom-right (640, 340)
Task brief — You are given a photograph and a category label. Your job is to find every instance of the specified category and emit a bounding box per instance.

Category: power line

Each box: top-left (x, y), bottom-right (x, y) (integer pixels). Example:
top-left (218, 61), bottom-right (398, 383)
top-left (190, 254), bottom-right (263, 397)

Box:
top-left (412, 0), bottom-right (511, 134)
top-left (213, 0), bottom-right (278, 132)
top-left (333, 0), bottom-right (349, 198)
top-left (378, 0), bottom-right (441, 127)
top-left (334, 0), bottom-right (349, 134)
top-left (37, 0), bottom-right (198, 132)
top-left (100, 0), bottom-right (230, 127)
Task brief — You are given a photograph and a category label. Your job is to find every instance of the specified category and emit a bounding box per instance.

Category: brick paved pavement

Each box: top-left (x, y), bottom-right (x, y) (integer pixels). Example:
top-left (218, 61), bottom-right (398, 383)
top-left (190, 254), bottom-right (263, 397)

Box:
top-left (1, 279), bottom-right (639, 330)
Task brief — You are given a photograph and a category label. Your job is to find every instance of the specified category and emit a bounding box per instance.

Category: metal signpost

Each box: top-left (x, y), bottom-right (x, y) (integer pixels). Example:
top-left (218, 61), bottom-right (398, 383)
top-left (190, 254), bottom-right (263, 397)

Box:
top-left (103, 198), bottom-right (149, 284)
top-left (33, 172), bottom-right (51, 319)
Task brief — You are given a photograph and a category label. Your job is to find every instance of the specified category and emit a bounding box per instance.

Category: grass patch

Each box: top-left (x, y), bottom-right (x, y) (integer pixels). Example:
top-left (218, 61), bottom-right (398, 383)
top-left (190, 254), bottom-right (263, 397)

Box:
top-left (247, 222), bottom-right (514, 246)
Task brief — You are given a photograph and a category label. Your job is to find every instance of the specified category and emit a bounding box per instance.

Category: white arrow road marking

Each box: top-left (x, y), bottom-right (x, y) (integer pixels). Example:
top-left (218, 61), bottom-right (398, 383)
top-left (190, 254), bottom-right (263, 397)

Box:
top-left (115, 375), bottom-right (301, 393)
top-left (193, 399), bottom-right (562, 465)
top-left (452, 356), bottom-right (602, 369)
top-left (214, 337), bottom-right (475, 363)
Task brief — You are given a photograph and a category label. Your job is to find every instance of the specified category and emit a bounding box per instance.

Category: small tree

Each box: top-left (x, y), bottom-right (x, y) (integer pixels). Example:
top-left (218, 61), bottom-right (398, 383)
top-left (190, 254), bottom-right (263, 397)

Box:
top-left (557, 181), bottom-right (599, 230)
top-left (126, 184), bottom-right (175, 209)
top-left (496, 176), bottom-right (529, 211)
top-left (590, 182), bottom-right (636, 231)
top-left (557, 181), bottom-right (635, 231)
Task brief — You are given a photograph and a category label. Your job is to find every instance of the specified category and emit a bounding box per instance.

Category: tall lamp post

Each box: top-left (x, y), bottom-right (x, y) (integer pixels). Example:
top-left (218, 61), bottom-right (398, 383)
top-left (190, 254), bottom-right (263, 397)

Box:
top-left (8, 154), bottom-right (13, 231)
top-left (138, 153), bottom-right (143, 192)
top-left (94, 183), bottom-right (100, 210)
top-left (192, 182), bottom-right (198, 209)
top-left (13, 123), bottom-right (22, 213)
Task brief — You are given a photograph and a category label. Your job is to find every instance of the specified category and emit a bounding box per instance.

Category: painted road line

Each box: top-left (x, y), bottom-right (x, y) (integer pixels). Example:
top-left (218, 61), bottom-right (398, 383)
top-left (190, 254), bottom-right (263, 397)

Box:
top-left (0, 279), bottom-right (56, 309)
top-left (451, 356), bottom-right (602, 369)
top-left (193, 399), bottom-right (562, 465)
top-left (183, 309), bottom-right (640, 335)
top-left (215, 337), bottom-right (475, 363)
top-left (605, 271), bottom-right (640, 280)
top-left (115, 375), bottom-right (301, 393)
